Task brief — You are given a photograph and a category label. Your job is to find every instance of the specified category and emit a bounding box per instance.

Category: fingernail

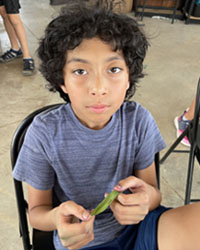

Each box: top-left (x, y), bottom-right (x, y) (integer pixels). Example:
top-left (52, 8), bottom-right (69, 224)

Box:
top-left (82, 210), bottom-right (90, 220)
top-left (115, 184), bottom-right (122, 190)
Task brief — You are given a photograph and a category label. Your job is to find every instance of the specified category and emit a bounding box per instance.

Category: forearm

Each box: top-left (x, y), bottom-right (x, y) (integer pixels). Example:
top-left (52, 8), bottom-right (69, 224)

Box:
top-left (28, 205), bottom-right (58, 231)
top-left (144, 182), bottom-right (162, 211)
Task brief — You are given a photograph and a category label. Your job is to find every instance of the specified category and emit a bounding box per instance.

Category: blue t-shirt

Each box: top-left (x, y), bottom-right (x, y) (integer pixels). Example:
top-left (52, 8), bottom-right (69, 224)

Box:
top-left (13, 101), bottom-right (165, 249)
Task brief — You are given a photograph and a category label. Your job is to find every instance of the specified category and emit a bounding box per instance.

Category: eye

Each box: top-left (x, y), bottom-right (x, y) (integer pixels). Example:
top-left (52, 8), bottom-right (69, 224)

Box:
top-left (73, 69), bottom-right (87, 75)
top-left (108, 67), bottom-right (122, 74)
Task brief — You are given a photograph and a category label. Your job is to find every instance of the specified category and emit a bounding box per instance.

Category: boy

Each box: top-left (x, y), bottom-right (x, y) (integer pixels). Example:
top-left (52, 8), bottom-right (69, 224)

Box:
top-left (13, 1), bottom-right (200, 250)
top-left (0, 0), bottom-right (35, 75)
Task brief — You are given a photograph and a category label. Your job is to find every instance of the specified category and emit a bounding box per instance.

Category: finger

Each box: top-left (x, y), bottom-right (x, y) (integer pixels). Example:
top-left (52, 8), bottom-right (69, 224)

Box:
top-left (61, 233), bottom-right (87, 248)
top-left (61, 231), bottom-right (94, 249)
top-left (67, 232), bottom-right (94, 250)
top-left (110, 203), bottom-right (145, 225)
top-left (62, 216), bottom-right (95, 249)
top-left (60, 201), bottom-right (91, 221)
top-left (113, 207), bottom-right (147, 222)
top-left (116, 191), bottom-right (149, 206)
top-left (110, 201), bottom-right (147, 225)
top-left (111, 199), bottom-right (147, 215)
top-left (113, 218), bottom-right (141, 225)
top-left (114, 176), bottom-right (144, 192)
top-left (59, 215), bottom-right (95, 240)
top-left (110, 199), bottom-right (149, 219)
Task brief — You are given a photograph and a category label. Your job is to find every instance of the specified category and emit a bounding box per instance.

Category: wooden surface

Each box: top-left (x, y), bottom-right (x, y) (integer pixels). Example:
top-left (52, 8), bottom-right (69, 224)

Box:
top-left (135, 0), bottom-right (181, 8)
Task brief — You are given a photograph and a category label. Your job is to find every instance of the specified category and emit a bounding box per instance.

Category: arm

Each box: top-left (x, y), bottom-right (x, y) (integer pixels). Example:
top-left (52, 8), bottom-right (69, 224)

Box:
top-left (134, 161), bottom-right (161, 211)
top-left (110, 161), bottom-right (162, 225)
top-left (27, 185), bottom-right (95, 249)
top-left (28, 186), bottom-right (56, 231)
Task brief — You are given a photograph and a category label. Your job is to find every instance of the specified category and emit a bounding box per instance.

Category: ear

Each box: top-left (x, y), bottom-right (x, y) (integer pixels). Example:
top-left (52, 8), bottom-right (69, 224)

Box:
top-left (60, 84), bottom-right (68, 94)
top-left (126, 81), bottom-right (130, 90)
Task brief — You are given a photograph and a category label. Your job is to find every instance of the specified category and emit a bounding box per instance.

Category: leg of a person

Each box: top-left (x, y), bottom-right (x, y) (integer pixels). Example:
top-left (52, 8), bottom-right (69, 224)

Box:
top-left (8, 13), bottom-right (31, 58)
top-left (157, 203), bottom-right (200, 250)
top-left (0, 5), bottom-right (19, 50)
top-left (184, 97), bottom-right (196, 121)
top-left (4, 0), bottom-right (35, 75)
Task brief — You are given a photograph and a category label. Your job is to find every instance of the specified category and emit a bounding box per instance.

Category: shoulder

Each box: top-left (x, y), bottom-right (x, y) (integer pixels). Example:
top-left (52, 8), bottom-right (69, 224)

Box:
top-left (121, 101), bottom-right (150, 115)
top-left (27, 104), bottom-right (69, 139)
top-left (32, 104), bottom-right (68, 128)
top-left (120, 101), bottom-right (160, 143)
top-left (121, 101), bottom-right (153, 126)
top-left (34, 104), bottom-right (67, 123)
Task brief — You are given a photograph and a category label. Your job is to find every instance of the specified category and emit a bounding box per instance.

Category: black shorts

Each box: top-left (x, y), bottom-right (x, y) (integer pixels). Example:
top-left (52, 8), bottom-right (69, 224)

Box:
top-left (0, 0), bottom-right (21, 14)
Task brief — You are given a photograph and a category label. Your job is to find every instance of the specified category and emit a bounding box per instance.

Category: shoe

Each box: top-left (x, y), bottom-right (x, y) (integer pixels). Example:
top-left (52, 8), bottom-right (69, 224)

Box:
top-left (174, 110), bottom-right (191, 147)
top-left (22, 58), bottom-right (35, 76)
top-left (0, 48), bottom-right (23, 63)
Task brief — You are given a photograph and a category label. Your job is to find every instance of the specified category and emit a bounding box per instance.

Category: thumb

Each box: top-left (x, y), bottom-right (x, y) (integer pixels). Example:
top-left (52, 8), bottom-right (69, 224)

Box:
top-left (61, 201), bottom-right (91, 221)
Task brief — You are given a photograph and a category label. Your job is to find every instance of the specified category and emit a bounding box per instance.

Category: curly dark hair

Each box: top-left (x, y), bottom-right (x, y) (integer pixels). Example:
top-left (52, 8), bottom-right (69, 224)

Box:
top-left (38, 0), bottom-right (149, 102)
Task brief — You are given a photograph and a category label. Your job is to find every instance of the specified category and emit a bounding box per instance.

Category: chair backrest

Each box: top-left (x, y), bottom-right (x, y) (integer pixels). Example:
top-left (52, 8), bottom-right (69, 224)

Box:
top-left (11, 104), bottom-right (63, 250)
top-left (154, 152), bottom-right (160, 189)
top-left (193, 78), bottom-right (200, 163)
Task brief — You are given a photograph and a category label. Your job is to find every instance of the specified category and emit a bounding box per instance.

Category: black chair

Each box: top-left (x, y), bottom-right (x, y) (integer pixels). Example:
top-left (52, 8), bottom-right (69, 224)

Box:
top-left (11, 103), bottom-right (161, 250)
top-left (11, 104), bottom-right (63, 250)
top-left (154, 152), bottom-right (160, 189)
top-left (160, 78), bottom-right (200, 205)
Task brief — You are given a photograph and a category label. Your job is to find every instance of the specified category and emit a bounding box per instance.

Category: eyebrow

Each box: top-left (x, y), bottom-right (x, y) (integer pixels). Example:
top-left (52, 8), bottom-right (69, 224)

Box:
top-left (67, 58), bottom-right (89, 64)
top-left (106, 56), bottom-right (123, 62)
top-left (66, 56), bottom-right (123, 64)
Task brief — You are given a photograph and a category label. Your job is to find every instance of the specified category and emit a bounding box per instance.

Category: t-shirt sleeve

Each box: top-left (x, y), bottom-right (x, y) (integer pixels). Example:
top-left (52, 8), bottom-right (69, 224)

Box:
top-left (134, 108), bottom-right (166, 170)
top-left (12, 116), bottom-right (55, 190)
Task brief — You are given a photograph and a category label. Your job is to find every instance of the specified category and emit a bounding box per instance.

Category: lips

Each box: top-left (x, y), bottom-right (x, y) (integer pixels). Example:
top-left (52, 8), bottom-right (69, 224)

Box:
top-left (87, 104), bottom-right (109, 113)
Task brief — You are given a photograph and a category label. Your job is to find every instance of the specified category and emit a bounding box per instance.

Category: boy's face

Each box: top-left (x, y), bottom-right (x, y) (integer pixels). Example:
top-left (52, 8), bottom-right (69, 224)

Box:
top-left (61, 37), bottom-right (130, 130)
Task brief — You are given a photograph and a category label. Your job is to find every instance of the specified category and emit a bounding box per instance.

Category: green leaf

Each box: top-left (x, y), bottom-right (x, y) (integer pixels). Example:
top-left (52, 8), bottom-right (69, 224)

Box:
top-left (91, 190), bottom-right (121, 216)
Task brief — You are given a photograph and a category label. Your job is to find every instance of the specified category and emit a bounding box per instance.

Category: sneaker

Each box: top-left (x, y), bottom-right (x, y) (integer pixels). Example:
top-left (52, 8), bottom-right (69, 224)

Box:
top-left (0, 48), bottom-right (23, 63)
top-left (174, 110), bottom-right (191, 147)
top-left (22, 58), bottom-right (35, 76)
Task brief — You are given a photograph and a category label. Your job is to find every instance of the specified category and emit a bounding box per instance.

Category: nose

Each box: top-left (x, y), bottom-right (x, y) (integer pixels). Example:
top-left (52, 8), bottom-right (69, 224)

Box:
top-left (89, 75), bottom-right (108, 96)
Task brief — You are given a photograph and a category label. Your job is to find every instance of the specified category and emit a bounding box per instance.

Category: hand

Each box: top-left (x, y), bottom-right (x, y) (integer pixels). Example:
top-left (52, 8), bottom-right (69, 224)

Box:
top-left (110, 176), bottom-right (150, 225)
top-left (55, 201), bottom-right (95, 250)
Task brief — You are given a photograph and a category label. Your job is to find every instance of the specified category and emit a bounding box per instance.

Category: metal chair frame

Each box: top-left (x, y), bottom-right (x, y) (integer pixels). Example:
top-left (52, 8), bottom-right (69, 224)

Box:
top-left (160, 78), bottom-right (200, 204)
top-left (11, 104), bottom-right (62, 250)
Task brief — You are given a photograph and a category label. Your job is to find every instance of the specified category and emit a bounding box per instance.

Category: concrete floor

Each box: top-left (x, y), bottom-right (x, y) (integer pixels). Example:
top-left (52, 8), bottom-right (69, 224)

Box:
top-left (0, 0), bottom-right (200, 249)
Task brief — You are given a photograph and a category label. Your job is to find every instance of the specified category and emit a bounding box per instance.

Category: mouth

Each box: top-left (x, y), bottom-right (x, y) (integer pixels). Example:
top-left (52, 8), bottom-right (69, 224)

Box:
top-left (87, 104), bottom-right (109, 114)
